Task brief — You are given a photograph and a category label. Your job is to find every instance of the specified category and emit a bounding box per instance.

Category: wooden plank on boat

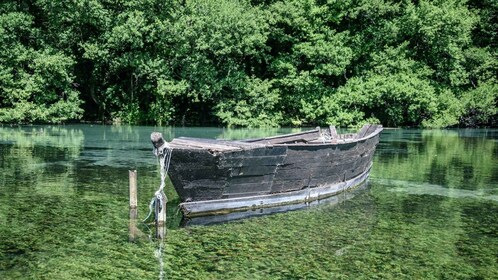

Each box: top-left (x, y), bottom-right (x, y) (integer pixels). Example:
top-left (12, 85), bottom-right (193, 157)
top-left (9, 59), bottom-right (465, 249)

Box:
top-left (182, 178), bottom-right (228, 189)
top-left (270, 179), bottom-right (307, 193)
top-left (177, 178), bottom-right (228, 201)
top-left (223, 181), bottom-right (273, 197)
top-left (171, 138), bottom-right (241, 151)
top-left (171, 149), bottom-right (218, 166)
top-left (221, 154), bottom-right (287, 168)
top-left (278, 147), bottom-right (360, 166)
top-left (329, 126), bottom-right (338, 139)
top-left (355, 124), bottom-right (372, 139)
top-left (356, 124), bottom-right (382, 140)
top-left (229, 174), bottom-right (275, 185)
top-left (365, 125), bottom-right (381, 137)
top-left (170, 166), bottom-right (228, 181)
top-left (274, 166), bottom-right (345, 180)
top-left (178, 166), bottom-right (372, 217)
top-left (177, 137), bottom-right (265, 149)
top-left (245, 129), bottom-right (321, 144)
top-left (223, 146), bottom-right (287, 158)
top-left (230, 165), bottom-right (277, 177)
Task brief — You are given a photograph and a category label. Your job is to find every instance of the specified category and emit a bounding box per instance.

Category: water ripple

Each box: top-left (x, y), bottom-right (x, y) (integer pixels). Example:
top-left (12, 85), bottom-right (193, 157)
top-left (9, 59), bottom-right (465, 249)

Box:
top-left (372, 178), bottom-right (498, 202)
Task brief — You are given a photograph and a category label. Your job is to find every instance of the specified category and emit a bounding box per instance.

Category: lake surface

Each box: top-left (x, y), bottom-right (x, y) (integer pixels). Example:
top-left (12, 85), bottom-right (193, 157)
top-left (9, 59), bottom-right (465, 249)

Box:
top-left (0, 125), bottom-right (497, 279)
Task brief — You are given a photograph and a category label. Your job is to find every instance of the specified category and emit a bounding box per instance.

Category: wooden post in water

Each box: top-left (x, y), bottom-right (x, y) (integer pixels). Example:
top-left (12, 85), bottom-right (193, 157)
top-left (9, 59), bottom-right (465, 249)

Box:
top-left (129, 170), bottom-right (138, 211)
top-left (129, 170), bottom-right (138, 241)
top-left (155, 190), bottom-right (167, 239)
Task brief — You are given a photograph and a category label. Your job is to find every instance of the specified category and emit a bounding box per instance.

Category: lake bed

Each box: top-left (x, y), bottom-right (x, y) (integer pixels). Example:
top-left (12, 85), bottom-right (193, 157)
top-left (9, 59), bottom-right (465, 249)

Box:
top-left (1, 125), bottom-right (496, 279)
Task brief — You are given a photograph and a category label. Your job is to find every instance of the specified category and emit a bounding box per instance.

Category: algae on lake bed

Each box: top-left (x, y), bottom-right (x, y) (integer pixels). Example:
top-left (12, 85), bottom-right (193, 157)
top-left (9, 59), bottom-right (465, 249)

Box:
top-left (1, 126), bottom-right (497, 279)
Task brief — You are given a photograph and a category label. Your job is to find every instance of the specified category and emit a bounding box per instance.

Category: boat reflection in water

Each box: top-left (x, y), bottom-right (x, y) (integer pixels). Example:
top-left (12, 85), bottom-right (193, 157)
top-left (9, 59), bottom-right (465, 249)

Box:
top-left (181, 181), bottom-right (370, 226)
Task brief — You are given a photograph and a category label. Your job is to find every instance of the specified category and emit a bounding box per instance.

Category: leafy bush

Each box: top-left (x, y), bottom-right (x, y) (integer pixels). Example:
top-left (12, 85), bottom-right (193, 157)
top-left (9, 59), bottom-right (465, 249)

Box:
top-left (0, 0), bottom-right (496, 127)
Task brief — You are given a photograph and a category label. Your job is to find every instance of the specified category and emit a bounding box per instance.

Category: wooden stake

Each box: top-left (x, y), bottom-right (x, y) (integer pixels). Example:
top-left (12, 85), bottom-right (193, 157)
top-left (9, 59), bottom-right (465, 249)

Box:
top-left (129, 208), bottom-right (138, 242)
top-left (129, 170), bottom-right (137, 209)
top-left (129, 170), bottom-right (138, 241)
top-left (155, 190), bottom-right (167, 239)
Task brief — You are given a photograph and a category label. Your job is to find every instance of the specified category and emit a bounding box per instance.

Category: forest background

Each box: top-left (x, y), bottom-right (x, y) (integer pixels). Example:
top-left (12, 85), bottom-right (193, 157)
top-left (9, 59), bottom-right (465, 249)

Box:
top-left (0, 0), bottom-right (496, 127)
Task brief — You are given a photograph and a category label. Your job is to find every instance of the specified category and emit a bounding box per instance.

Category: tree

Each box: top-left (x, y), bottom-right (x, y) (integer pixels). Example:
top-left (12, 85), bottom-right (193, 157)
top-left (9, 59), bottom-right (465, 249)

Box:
top-left (0, 10), bottom-right (82, 123)
top-left (166, 0), bottom-right (272, 125)
top-left (266, 0), bottom-right (352, 125)
top-left (0, 0), bottom-right (496, 127)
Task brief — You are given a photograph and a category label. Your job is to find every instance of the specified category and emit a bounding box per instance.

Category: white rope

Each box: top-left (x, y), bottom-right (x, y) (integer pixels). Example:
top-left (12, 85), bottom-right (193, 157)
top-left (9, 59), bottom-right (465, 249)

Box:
top-left (143, 143), bottom-right (172, 223)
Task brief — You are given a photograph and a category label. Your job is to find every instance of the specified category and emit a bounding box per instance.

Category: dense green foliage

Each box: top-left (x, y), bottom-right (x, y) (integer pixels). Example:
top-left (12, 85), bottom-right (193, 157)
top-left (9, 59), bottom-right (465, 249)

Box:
top-left (0, 0), bottom-right (496, 127)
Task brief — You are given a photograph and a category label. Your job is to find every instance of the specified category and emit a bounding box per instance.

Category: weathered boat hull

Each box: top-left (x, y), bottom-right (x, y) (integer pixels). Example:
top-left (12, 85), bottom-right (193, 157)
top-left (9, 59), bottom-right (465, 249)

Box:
top-left (180, 163), bottom-right (371, 217)
top-left (155, 125), bottom-right (382, 217)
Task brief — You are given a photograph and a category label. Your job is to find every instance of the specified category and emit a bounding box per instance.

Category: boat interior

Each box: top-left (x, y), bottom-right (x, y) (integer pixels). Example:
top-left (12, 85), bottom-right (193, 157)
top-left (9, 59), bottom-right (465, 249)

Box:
top-left (245, 124), bottom-right (382, 144)
top-left (167, 124), bottom-right (382, 151)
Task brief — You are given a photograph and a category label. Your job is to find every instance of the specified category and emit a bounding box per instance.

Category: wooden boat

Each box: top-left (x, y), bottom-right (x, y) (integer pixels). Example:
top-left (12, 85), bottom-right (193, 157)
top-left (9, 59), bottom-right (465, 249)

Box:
top-left (151, 124), bottom-right (383, 218)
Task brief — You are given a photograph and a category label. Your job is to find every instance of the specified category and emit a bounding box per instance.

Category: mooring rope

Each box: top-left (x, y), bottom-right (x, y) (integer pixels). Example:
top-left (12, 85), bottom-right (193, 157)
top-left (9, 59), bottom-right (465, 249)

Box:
top-left (143, 143), bottom-right (173, 223)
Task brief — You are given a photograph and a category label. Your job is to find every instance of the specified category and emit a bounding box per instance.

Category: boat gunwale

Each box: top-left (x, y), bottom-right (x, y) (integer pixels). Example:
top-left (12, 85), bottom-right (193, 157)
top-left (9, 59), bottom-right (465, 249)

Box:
top-left (273, 126), bottom-right (383, 147)
top-left (168, 125), bottom-right (383, 150)
top-left (242, 127), bottom-right (321, 143)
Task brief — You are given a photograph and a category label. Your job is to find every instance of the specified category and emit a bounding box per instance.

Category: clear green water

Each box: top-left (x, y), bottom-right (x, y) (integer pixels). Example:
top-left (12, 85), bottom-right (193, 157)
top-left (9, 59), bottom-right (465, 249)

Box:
top-left (0, 125), bottom-right (497, 279)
